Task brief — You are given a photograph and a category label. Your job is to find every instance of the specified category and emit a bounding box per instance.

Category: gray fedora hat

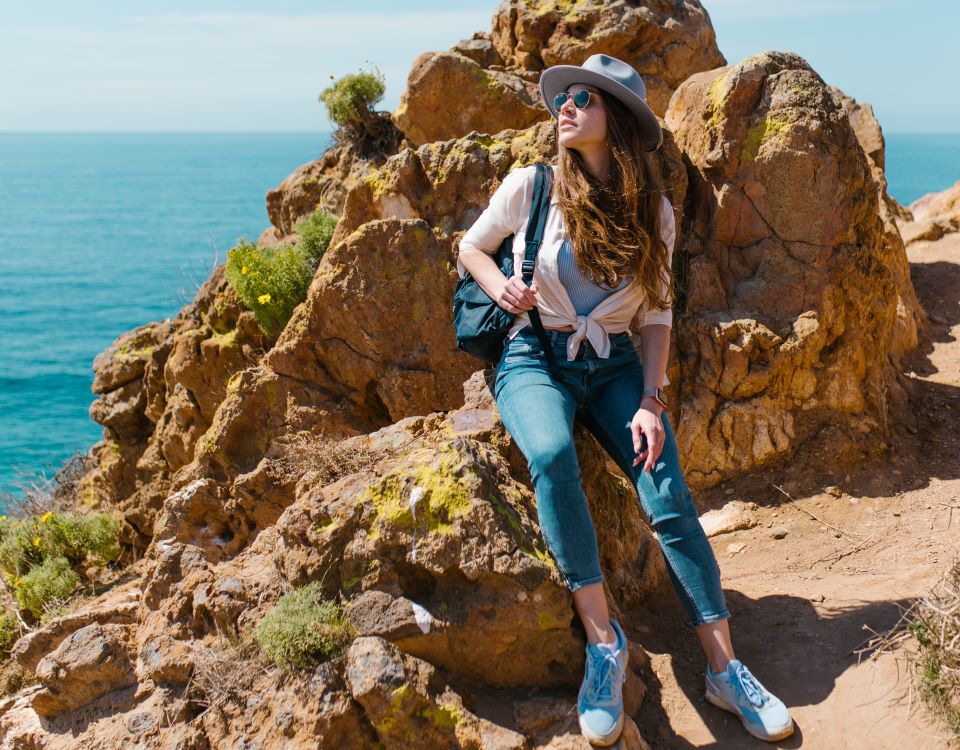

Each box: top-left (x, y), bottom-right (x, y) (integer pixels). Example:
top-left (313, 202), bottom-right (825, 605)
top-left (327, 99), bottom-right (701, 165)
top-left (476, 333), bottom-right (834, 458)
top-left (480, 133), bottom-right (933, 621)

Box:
top-left (539, 53), bottom-right (663, 152)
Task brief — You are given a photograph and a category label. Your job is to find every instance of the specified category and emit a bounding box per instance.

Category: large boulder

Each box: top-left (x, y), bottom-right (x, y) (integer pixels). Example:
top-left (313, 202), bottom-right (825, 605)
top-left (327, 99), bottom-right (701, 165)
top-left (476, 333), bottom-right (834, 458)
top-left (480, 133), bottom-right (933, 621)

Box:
top-left (664, 50), bottom-right (917, 486)
top-left (31, 623), bottom-right (137, 717)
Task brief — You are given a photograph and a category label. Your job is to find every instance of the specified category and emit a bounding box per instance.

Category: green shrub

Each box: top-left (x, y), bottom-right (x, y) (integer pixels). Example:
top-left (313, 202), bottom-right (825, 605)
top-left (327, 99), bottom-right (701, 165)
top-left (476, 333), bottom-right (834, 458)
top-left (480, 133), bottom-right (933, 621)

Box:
top-left (317, 64), bottom-right (400, 157)
top-left (0, 511), bottom-right (120, 622)
top-left (0, 511), bottom-right (120, 579)
top-left (294, 207), bottom-right (338, 267)
top-left (253, 582), bottom-right (355, 670)
top-left (14, 556), bottom-right (79, 619)
top-left (0, 609), bottom-right (19, 655)
top-left (224, 240), bottom-right (315, 337)
top-left (318, 64), bottom-right (386, 132)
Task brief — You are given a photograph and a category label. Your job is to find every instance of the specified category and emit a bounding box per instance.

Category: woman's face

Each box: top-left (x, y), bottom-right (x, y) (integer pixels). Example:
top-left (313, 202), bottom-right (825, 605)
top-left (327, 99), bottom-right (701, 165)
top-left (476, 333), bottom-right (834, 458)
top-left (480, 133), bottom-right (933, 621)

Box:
top-left (556, 83), bottom-right (607, 152)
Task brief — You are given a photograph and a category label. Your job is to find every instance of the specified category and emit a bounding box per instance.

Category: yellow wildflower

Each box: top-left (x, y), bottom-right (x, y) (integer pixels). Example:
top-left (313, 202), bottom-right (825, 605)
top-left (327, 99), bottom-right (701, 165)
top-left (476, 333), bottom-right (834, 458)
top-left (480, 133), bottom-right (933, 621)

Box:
top-left (40, 511), bottom-right (53, 524)
top-left (33, 536), bottom-right (41, 547)
top-left (241, 265), bottom-right (249, 275)
top-left (258, 293), bottom-right (272, 304)
top-left (0, 515), bottom-right (5, 521)
top-left (14, 578), bottom-right (22, 587)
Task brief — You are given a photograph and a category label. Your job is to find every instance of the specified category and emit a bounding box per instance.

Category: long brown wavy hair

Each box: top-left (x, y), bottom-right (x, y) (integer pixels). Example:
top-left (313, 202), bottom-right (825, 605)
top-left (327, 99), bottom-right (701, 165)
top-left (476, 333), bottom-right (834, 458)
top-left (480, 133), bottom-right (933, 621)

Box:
top-left (552, 91), bottom-right (673, 313)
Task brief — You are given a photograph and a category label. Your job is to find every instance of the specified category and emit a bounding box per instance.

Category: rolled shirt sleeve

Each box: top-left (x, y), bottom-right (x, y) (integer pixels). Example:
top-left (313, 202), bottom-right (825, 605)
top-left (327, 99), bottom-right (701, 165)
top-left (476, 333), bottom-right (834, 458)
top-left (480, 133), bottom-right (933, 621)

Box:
top-left (456, 167), bottom-right (531, 277)
top-left (635, 195), bottom-right (676, 328)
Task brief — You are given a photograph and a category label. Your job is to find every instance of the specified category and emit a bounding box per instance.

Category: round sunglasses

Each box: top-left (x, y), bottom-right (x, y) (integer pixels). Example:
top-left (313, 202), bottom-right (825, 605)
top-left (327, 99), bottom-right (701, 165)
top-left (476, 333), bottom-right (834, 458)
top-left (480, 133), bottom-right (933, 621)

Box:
top-left (553, 88), bottom-right (600, 113)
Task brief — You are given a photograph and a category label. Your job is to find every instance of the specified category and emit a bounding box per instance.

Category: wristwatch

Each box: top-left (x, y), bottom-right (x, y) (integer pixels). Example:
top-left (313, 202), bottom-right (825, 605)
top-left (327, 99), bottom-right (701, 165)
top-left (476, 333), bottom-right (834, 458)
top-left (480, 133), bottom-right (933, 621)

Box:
top-left (641, 387), bottom-right (668, 408)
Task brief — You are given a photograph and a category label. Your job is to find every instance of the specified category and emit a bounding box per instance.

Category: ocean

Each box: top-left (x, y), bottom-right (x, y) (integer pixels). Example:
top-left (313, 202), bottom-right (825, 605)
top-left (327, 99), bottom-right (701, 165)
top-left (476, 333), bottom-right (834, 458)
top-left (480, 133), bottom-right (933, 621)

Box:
top-left (0, 131), bottom-right (957, 505)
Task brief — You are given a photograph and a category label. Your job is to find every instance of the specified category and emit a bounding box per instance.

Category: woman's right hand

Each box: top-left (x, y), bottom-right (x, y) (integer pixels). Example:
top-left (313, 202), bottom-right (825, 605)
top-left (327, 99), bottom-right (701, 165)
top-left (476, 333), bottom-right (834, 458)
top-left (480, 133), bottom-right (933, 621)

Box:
top-left (496, 276), bottom-right (539, 314)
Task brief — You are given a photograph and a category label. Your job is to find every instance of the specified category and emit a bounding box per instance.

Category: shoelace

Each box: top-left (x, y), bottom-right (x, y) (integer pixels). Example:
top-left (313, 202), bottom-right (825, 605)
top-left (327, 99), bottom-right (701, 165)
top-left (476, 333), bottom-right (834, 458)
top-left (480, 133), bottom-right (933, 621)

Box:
top-left (588, 649), bottom-right (624, 704)
top-left (733, 664), bottom-right (768, 709)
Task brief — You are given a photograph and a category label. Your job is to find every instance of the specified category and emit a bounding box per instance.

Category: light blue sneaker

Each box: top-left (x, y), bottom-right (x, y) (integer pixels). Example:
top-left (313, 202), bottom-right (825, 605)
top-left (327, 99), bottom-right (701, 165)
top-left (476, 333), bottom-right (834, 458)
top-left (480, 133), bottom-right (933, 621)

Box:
top-left (705, 659), bottom-right (795, 741)
top-left (577, 617), bottom-right (628, 746)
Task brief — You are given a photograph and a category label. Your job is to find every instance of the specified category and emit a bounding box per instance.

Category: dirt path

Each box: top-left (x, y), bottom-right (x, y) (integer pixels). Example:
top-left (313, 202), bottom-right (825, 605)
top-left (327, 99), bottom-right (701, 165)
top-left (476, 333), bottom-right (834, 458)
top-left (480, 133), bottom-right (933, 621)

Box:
top-left (633, 232), bottom-right (960, 749)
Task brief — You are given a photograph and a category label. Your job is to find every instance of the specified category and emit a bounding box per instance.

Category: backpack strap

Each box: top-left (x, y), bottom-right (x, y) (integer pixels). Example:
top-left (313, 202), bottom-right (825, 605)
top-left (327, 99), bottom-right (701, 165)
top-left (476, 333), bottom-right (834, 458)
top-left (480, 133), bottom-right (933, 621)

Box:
top-left (521, 163), bottom-right (563, 379)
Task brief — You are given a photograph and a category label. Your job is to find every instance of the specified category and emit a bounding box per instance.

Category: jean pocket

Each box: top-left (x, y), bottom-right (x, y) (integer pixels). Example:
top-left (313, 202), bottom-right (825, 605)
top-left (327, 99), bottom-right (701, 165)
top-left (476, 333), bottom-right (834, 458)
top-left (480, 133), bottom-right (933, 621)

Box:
top-left (608, 334), bottom-right (636, 356)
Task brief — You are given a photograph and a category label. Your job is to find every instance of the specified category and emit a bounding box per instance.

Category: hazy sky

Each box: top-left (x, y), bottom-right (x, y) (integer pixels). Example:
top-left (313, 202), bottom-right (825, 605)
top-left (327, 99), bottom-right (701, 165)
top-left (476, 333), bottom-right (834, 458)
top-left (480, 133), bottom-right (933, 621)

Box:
top-left (1, 1), bottom-right (953, 133)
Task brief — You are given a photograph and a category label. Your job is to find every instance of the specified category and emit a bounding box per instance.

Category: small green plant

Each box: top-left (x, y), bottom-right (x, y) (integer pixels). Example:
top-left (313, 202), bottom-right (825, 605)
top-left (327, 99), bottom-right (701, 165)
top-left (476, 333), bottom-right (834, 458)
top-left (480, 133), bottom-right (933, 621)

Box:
top-left (0, 511), bottom-right (120, 579)
top-left (224, 239), bottom-right (315, 337)
top-left (294, 207), bottom-right (339, 267)
top-left (318, 63), bottom-right (401, 156)
top-left (319, 64), bottom-right (386, 132)
top-left (253, 582), bottom-right (355, 670)
top-left (13, 556), bottom-right (79, 620)
top-left (0, 609), bottom-right (19, 655)
top-left (0, 510), bottom-right (120, 622)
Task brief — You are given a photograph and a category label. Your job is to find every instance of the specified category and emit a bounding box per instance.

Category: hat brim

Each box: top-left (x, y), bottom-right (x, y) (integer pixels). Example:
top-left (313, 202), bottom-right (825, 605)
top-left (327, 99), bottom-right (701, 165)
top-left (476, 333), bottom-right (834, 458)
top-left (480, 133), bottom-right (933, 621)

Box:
top-left (539, 65), bottom-right (663, 152)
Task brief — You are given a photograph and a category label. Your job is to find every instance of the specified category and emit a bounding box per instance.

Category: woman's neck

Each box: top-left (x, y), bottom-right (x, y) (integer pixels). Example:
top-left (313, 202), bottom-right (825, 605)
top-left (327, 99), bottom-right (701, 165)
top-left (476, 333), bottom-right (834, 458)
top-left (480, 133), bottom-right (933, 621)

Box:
top-left (577, 145), bottom-right (611, 184)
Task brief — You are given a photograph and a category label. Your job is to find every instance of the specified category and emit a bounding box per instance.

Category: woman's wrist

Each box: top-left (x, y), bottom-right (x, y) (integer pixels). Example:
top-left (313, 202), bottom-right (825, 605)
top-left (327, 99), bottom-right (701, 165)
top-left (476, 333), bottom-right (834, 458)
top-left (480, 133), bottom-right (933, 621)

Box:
top-left (640, 395), bottom-right (663, 414)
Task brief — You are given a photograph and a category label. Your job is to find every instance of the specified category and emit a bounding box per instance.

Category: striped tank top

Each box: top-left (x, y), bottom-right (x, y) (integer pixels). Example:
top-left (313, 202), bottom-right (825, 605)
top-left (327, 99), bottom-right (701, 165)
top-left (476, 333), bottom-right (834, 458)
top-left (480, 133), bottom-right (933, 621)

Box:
top-left (557, 238), bottom-right (632, 315)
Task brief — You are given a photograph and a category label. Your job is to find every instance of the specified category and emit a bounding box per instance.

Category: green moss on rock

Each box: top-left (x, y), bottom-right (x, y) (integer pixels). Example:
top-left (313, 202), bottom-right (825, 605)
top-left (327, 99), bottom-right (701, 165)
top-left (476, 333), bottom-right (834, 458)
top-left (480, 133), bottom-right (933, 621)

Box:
top-left (362, 445), bottom-right (474, 538)
top-left (741, 114), bottom-right (792, 162)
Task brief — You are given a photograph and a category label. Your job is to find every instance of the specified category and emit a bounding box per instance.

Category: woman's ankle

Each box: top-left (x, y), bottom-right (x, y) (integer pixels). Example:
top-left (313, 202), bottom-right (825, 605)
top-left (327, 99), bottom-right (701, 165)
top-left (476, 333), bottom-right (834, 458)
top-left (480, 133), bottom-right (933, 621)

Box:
top-left (708, 657), bottom-right (732, 675)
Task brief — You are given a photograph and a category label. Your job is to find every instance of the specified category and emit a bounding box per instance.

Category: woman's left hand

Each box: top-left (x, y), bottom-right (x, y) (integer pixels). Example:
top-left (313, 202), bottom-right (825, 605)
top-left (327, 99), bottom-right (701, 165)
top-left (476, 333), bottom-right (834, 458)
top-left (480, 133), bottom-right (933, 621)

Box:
top-left (631, 399), bottom-right (665, 473)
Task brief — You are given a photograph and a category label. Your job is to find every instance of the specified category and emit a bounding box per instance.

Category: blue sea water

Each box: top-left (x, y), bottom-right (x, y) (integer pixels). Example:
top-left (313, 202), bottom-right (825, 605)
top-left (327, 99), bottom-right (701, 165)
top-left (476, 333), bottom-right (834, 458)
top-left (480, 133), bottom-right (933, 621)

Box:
top-left (0, 132), bottom-right (333, 505)
top-left (0, 131), bottom-right (957, 506)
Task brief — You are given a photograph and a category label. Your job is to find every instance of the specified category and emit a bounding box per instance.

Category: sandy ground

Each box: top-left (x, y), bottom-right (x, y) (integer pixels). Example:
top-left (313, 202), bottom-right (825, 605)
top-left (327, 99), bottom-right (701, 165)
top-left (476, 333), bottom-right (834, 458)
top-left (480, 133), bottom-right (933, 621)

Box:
top-left (631, 231), bottom-right (960, 748)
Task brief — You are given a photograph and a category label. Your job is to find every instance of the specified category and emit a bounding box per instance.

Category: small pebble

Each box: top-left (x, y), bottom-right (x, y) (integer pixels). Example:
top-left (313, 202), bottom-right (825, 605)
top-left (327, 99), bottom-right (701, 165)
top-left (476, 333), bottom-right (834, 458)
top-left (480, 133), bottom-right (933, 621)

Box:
top-left (771, 526), bottom-right (789, 539)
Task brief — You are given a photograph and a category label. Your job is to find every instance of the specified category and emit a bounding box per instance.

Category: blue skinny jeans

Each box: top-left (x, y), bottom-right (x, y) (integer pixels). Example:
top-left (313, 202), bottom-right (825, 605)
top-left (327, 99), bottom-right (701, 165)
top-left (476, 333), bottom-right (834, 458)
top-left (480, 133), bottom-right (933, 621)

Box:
top-left (493, 326), bottom-right (730, 628)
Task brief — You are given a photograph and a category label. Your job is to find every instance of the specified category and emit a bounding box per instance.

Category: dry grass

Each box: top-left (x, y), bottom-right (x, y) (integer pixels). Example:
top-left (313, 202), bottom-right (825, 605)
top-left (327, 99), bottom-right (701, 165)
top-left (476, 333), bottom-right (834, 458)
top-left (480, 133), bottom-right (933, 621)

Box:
top-left (857, 557), bottom-right (960, 743)
top-left (286, 431), bottom-right (391, 486)
top-left (1, 450), bottom-right (91, 518)
top-left (184, 630), bottom-right (276, 723)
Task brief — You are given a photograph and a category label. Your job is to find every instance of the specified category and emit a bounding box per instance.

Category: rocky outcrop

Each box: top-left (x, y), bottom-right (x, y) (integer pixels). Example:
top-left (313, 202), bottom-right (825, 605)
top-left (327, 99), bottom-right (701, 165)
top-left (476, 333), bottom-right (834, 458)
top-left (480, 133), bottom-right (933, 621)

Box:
top-left (901, 180), bottom-right (960, 244)
top-left (82, 265), bottom-right (275, 551)
top-left (663, 50), bottom-right (921, 486)
top-left (393, 0), bottom-right (726, 147)
top-left (3, 373), bottom-right (662, 747)
top-left (260, 141), bottom-right (397, 248)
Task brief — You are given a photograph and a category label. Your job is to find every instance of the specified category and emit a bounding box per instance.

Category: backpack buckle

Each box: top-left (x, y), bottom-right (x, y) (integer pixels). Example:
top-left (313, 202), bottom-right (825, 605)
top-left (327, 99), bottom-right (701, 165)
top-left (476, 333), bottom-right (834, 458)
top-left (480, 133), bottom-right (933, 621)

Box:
top-left (521, 259), bottom-right (535, 276)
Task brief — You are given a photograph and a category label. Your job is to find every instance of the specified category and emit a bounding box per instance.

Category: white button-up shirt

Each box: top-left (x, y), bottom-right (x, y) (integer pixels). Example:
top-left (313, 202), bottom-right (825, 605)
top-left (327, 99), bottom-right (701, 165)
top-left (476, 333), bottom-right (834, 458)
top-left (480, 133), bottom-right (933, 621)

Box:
top-left (457, 164), bottom-right (676, 385)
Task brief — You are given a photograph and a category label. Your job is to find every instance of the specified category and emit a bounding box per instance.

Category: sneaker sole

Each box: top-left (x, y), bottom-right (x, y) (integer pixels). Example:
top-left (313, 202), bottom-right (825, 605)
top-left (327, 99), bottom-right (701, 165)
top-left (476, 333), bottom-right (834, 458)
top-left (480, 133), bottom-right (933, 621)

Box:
top-left (579, 709), bottom-right (625, 746)
top-left (704, 689), bottom-right (795, 742)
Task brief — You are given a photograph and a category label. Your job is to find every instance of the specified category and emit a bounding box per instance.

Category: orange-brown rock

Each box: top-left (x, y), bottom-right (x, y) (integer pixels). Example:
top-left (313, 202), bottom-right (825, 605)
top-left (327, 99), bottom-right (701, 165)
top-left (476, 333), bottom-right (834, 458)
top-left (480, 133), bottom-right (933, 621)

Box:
top-left (394, 1), bottom-right (726, 147)
top-left (11, 579), bottom-right (140, 673)
top-left (830, 87), bottom-right (925, 365)
top-left (81, 265), bottom-right (274, 550)
top-left (664, 50), bottom-right (918, 486)
top-left (31, 623), bottom-right (137, 717)
top-left (260, 141), bottom-right (395, 247)
top-left (262, 119), bottom-right (684, 438)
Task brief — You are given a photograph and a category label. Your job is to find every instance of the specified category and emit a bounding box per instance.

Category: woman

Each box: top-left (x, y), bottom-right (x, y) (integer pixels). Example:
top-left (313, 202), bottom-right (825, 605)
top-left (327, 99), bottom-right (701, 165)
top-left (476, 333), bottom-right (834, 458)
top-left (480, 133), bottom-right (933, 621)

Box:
top-left (457, 54), bottom-right (794, 745)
